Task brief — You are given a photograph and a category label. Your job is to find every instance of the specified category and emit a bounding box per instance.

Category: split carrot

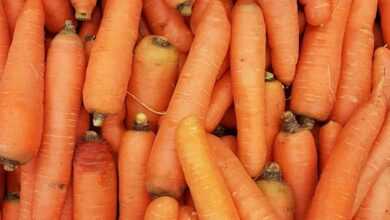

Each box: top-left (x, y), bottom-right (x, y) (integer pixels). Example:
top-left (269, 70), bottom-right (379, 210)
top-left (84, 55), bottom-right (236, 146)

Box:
top-left (379, 0), bottom-right (390, 44)
top-left (60, 184), bottom-right (73, 220)
top-left (143, 0), bottom-right (193, 52)
top-left (126, 35), bottom-right (179, 130)
top-left (0, 0), bottom-right (10, 78)
top-left (144, 196), bottom-right (179, 220)
top-left (178, 206), bottom-right (198, 220)
top-left (78, 7), bottom-right (101, 42)
top-left (176, 116), bottom-right (240, 220)
top-left (83, 0), bottom-right (142, 126)
top-left (164, 0), bottom-right (194, 16)
top-left (18, 158), bottom-right (36, 220)
top-left (43, 0), bottom-right (74, 33)
top-left (318, 120), bottom-right (342, 172)
top-left (76, 106), bottom-right (90, 142)
top-left (290, 0), bottom-right (353, 121)
top-left (102, 105), bottom-right (126, 153)
top-left (372, 47), bottom-right (390, 105)
top-left (6, 168), bottom-right (20, 193)
top-left (301, 0), bottom-right (332, 26)
top-left (2, 192), bottom-right (19, 220)
top-left (73, 132), bottom-right (117, 220)
top-left (3, 0), bottom-right (24, 36)
top-left (146, 0), bottom-right (230, 198)
top-left (374, 22), bottom-right (384, 48)
top-left (0, 0), bottom-right (45, 170)
top-left (71, 0), bottom-right (97, 21)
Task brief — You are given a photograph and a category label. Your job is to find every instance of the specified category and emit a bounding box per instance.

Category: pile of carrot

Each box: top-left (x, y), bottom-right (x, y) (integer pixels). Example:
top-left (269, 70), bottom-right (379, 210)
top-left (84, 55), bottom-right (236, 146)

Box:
top-left (0, 0), bottom-right (389, 219)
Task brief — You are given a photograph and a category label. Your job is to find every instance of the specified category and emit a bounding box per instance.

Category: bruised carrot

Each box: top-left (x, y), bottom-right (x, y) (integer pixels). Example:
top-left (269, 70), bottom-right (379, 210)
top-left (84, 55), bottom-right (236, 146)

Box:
top-left (43, 0), bottom-right (74, 33)
top-left (372, 47), bottom-right (390, 105)
top-left (300, 0), bottom-right (332, 26)
top-left (6, 168), bottom-right (20, 193)
top-left (2, 192), bottom-right (19, 220)
top-left (178, 206), bottom-right (198, 220)
top-left (379, 0), bottom-right (390, 44)
top-left (73, 132), bottom-right (117, 220)
top-left (71, 0), bottom-right (97, 21)
top-left (60, 184), bottom-right (73, 220)
top-left (126, 36), bottom-right (179, 130)
top-left (144, 196), bottom-right (179, 220)
top-left (3, 0), bottom-right (24, 36)
top-left (0, 0), bottom-right (10, 78)
top-left (76, 106), bottom-right (90, 142)
top-left (318, 120), bottom-right (342, 172)
top-left (78, 7), bottom-right (101, 42)
top-left (220, 106), bottom-right (236, 129)
top-left (374, 23), bottom-right (384, 48)
top-left (102, 105), bottom-right (126, 153)
top-left (18, 158), bottom-right (36, 220)
top-left (164, 0), bottom-right (194, 16)
top-left (146, 1), bottom-right (230, 198)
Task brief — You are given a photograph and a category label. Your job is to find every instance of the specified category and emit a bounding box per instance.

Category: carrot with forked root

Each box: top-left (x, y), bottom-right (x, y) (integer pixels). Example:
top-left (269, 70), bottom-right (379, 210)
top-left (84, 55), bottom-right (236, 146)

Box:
top-left (71, 0), bottom-right (97, 21)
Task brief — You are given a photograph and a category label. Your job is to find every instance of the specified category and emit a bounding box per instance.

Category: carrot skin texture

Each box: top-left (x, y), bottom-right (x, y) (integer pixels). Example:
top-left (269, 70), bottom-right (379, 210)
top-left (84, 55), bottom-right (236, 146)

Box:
top-left (178, 206), bottom-right (198, 220)
top-left (43, 0), bottom-right (74, 33)
top-left (0, 0), bottom-right (10, 78)
top-left (379, 0), bottom-right (390, 44)
top-left (78, 7), bottom-right (101, 41)
top-left (3, 0), bottom-right (25, 37)
top-left (302, 0), bottom-right (332, 26)
top-left (144, 196), bottom-right (179, 220)
top-left (71, 0), bottom-right (97, 21)
top-left (318, 121), bottom-right (342, 172)
top-left (2, 196), bottom-right (19, 220)
top-left (146, 1), bottom-right (230, 198)
top-left (372, 47), bottom-right (390, 105)
top-left (18, 158), bottom-right (36, 220)
top-left (102, 105), bottom-right (126, 153)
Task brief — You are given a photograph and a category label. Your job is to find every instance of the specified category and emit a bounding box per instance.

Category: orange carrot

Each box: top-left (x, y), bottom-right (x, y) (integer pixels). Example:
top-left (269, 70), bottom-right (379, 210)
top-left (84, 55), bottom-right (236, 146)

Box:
top-left (205, 72), bottom-right (233, 132)
top-left (374, 22), bottom-right (384, 48)
top-left (273, 111), bottom-right (318, 220)
top-left (176, 116), bottom-right (240, 220)
top-left (71, 0), bottom-right (97, 21)
top-left (18, 158), bottom-right (36, 220)
top-left (60, 184), bottom-right (73, 220)
top-left (126, 35), bottom-right (179, 130)
top-left (300, 0), bottom-right (332, 26)
top-left (144, 196), bottom-right (179, 220)
top-left (0, 0), bottom-right (44, 170)
top-left (221, 135), bottom-right (237, 155)
top-left (146, 1), bottom-right (230, 198)
top-left (43, 0), bottom-right (74, 33)
top-left (143, 0), bottom-right (193, 52)
top-left (178, 206), bottom-right (198, 220)
top-left (291, 0), bottom-right (353, 121)
top-left (216, 52), bottom-right (230, 80)
top-left (164, 0), bottom-right (194, 16)
top-left (102, 105), bottom-right (126, 153)
top-left (305, 78), bottom-right (387, 220)
top-left (3, 0), bottom-right (24, 37)
top-left (6, 168), bottom-right (20, 193)
top-left (379, 0), bottom-right (390, 44)
top-left (73, 132), bottom-right (117, 220)
top-left (76, 106), bottom-right (90, 142)
top-left (318, 120), bottom-right (342, 172)
top-left (2, 192), bottom-right (19, 220)
top-left (83, 0), bottom-right (142, 126)
top-left (0, 0), bottom-right (10, 78)
top-left (220, 106), bottom-right (237, 129)
top-left (78, 7), bottom-right (101, 42)
top-left (372, 47), bottom-right (390, 105)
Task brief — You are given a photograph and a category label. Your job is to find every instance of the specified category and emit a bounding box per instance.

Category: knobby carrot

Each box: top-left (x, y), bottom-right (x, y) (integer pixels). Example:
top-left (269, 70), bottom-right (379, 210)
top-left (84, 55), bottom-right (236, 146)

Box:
top-left (221, 135), bottom-right (237, 154)
top-left (205, 72), bottom-right (233, 132)
top-left (73, 132), bottom-right (117, 220)
top-left (256, 163), bottom-right (295, 220)
top-left (318, 120), bottom-right (342, 172)
top-left (3, 0), bottom-right (24, 36)
top-left (331, 0), bottom-right (377, 125)
top-left (305, 78), bottom-right (387, 220)
top-left (71, 0), bottom-right (97, 21)
top-left (379, 0), bottom-right (390, 44)
top-left (43, 0), bottom-right (74, 33)
top-left (231, 0), bottom-right (267, 177)
top-left (290, 0), bottom-right (352, 121)
top-left (32, 21), bottom-right (86, 220)
top-left (76, 106), bottom-right (90, 142)
top-left (119, 113), bottom-right (154, 220)
top-left (102, 105), bottom-right (126, 153)
top-left (18, 158), bottom-right (36, 220)
top-left (301, 0), bottom-right (332, 26)
top-left (83, 0), bottom-right (142, 126)
top-left (374, 23), bottom-right (384, 48)
top-left (146, 0), bottom-right (230, 198)
top-left (144, 196), bottom-right (179, 220)
top-left (2, 192), bottom-right (19, 220)
top-left (178, 206), bottom-right (198, 220)
top-left (143, 0), bottom-right (193, 52)
top-left (126, 35), bottom-right (179, 130)
top-left (6, 168), bottom-right (20, 193)
top-left (274, 111), bottom-right (318, 220)
top-left (176, 116), bottom-right (240, 220)
top-left (0, 0), bottom-right (10, 78)
top-left (372, 47), bottom-right (390, 105)
top-left (220, 106), bottom-right (236, 129)
top-left (60, 184), bottom-right (73, 220)
top-left (164, 0), bottom-right (194, 16)
top-left (0, 0), bottom-right (45, 170)
top-left (78, 7), bottom-right (101, 42)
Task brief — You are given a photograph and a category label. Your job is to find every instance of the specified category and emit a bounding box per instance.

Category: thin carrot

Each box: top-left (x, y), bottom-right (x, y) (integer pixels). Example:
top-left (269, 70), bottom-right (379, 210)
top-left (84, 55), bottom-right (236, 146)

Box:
top-left (144, 196), bottom-right (179, 220)
top-left (43, 0), bottom-right (74, 33)
top-left (305, 77), bottom-right (387, 220)
top-left (18, 158), bottom-right (36, 220)
top-left (3, 0), bottom-right (24, 37)
top-left (6, 168), bottom-right (20, 193)
top-left (0, 0), bottom-right (10, 78)
top-left (73, 132), bottom-right (117, 220)
top-left (379, 0), bottom-right (390, 44)
top-left (2, 192), bottom-right (19, 220)
top-left (78, 7), bottom-right (101, 42)
top-left (164, 0), bottom-right (194, 16)
top-left (291, 0), bottom-right (353, 121)
top-left (60, 184), bottom-right (73, 220)
top-left (374, 22), bottom-right (384, 48)
top-left (146, 0), bottom-right (230, 198)
top-left (178, 206), bottom-right (198, 220)
top-left (176, 116), bottom-right (240, 220)
top-left (220, 106), bottom-right (237, 129)
top-left (76, 106), bottom-right (90, 142)
top-left (300, 0), bottom-right (332, 26)
top-left (71, 0), bottom-right (97, 21)
top-left (372, 47), bottom-right (390, 105)
top-left (126, 35), bottom-right (179, 130)
top-left (221, 135), bottom-right (237, 155)
top-left (102, 104), bottom-right (126, 153)
top-left (318, 120), bottom-right (342, 172)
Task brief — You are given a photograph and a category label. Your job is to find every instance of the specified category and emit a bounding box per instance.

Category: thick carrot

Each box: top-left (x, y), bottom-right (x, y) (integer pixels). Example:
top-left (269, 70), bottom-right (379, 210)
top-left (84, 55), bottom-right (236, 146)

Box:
top-left (2, 192), bottom-right (19, 220)
top-left (126, 35), bottom-right (179, 130)
top-left (176, 116), bottom-right (240, 219)
top-left (144, 196), bottom-right (179, 220)
top-left (318, 120), bottom-right (342, 172)
top-left (301, 0), bottom-right (332, 26)
top-left (231, 0), bottom-right (267, 177)
top-left (6, 168), bottom-right (20, 193)
top-left (305, 78), bottom-right (387, 220)
top-left (102, 105), bottom-right (126, 153)
top-left (18, 158), bottom-right (36, 220)
top-left (32, 21), bottom-right (86, 220)
top-left (220, 106), bottom-right (237, 129)
top-left (290, 0), bottom-right (353, 121)
top-left (256, 163), bottom-right (295, 220)
top-left (379, 0), bottom-right (390, 44)
top-left (164, 0), bottom-right (194, 16)
top-left (372, 47), bottom-right (390, 105)
top-left (0, 0), bottom-right (10, 78)
top-left (60, 184), bottom-right (73, 220)
top-left (71, 0), bottom-right (97, 21)
top-left (119, 113), bottom-right (154, 220)
top-left (205, 72), bottom-right (233, 132)
top-left (83, 0), bottom-right (142, 126)
top-left (273, 111), bottom-right (318, 220)
top-left (76, 106), bottom-right (90, 142)
top-left (0, 0), bottom-right (44, 170)
top-left (78, 7), bottom-right (101, 42)
top-left (73, 132), bottom-right (117, 220)
top-left (353, 167), bottom-right (390, 220)
top-left (331, 0), bottom-right (377, 125)
top-left (43, 0), bottom-right (74, 33)
top-left (178, 206), bottom-right (198, 220)
top-left (3, 0), bottom-right (24, 37)
top-left (143, 0), bottom-right (193, 52)
top-left (146, 0), bottom-right (230, 198)
top-left (374, 23), bottom-right (384, 48)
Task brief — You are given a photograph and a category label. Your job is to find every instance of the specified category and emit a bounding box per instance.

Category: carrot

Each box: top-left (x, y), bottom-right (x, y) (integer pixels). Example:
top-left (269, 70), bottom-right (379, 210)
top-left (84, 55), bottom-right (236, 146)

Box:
top-left (305, 77), bottom-right (387, 220)
top-left (353, 167), bottom-right (390, 220)
top-left (71, 0), bottom-right (97, 21)
top-left (76, 106), bottom-right (90, 142)
top-left (43, 0), bottom-right (74, 33)
top-left (318, 120), bottom-right (342, 172)
top-left (143, 0), bottom-right (193, 52)
top-left (102, 105), bottom-right (126, 153)
top-left (126, 35), bottom-right (179, 130)
top-left (298, 9), bottom-right (306, 35)
top-left (118, 113), bottom-right (154, 220)
top-left (205, 72), bottom-right (233, 132)
top-left (374, 22), bottom-right (384, 48)
top-left (78, 7), bottom-right (101, 42)
top-left (18, 158), bottom-right (36, 220)
top-left (83, 0), bottom-right (142, 126)
top-left (0, 0), bottom-right (44, 170)
top-left (331, 0), bottom-right (377, 125)
top-left (2, 192), bottom-right (19, 220)
top-left (256, 162), bottom-right (295, 220)
top-left (0, 0), bottom-right (10, 78)
top-left (379, 0), bottom-right (390, 44)
top-left (221, 135), bottom-right (237, 155)
top-left (265, 72), bottom-right (286, 148)
top-left (372, 47), bottom-right (390, 105)
top-left (273, 111), bottom-right (318, 220)
top-left (146, 1), bottom-right (230, 198)
top-left (300, 0), bottom-right (332, 26)
top-left (6, 168), bottom-right (20, 193)
top-left (164, 0), bottom-right (194, 16)
top-left (216, 53), bottom-right (230, 80)
top-left (32, 21), bottom-right (86, 220)
top-left (3, 0), bottom-right (24, 37)
top-left (178, 206), bottom-right (198, 220)
top-left (220, 106), bottom-right (237, 129)
top-left (60, 184), bottom-right (73, 220)
top-left (73, 132), bottom-right (117, 220)
top-left (257, 0), bottom-right (299, 86)
top-left (231, 0), bottom-right (267, 177)
top-left (176, 116), bottom-right (240, 219)
top-left (144, 196), bottom-right (179, 220)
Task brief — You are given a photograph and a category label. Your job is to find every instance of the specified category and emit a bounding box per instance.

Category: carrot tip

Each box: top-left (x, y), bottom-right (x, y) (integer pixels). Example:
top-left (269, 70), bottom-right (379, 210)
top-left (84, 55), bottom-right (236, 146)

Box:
top-left (92, 112), bottom-right (105, 127)
top-left (261, 162), bottom-right (282, 182)
top-left (75, 11), bottom-right (91, 21)
top-left (177, 0), bottom-right (192, 16)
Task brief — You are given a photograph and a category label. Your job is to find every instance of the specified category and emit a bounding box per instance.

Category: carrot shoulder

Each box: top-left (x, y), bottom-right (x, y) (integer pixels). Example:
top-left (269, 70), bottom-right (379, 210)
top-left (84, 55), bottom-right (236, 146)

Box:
top-left (164, 0), bottom-right (194, 16)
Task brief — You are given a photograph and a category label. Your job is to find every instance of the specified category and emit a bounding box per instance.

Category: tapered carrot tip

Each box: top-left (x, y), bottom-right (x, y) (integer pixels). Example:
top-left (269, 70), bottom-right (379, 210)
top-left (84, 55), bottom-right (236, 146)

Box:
top-left (151, 36), bottom-right (172, 48)
top-left (281, 111), bottom-right (300, 133)
top-left (133, 112), bottom-right (150, 131)
top-left (261, 162), bottom-right (282, 182)
top-left (177, 0), bottom-right (192, 16)
top-left (75, 11), bottom-right (91, 21)
top-left (61, 20), bottom-right (76, 34)
top-left (1, 159), bottom-right (19, 172)
top-left (83, 130), bottom-right (100, 142)
top-left (93, 112), bottom-right (105, 127)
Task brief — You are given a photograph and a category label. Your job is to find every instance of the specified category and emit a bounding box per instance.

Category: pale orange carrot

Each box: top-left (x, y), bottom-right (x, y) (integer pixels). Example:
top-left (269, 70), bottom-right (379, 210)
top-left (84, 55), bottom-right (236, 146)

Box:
top-left (372, 47), bottom-right (390, 105)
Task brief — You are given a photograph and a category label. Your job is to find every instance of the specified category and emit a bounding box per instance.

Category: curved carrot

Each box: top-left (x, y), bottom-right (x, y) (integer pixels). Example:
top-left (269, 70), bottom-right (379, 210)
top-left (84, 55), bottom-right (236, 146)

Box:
top-left (78, 7), bottom-right (101, 42)
top-left (146, 0), bottom-right (230, 198)
top-left (71, 0), bottom-right (97, 21)
top-left (318, 120), bottom-right (342, 172)
top-left (176, 116), bottom-right (240, 220)
top-left (305, 78), bottom-right (387, 220)
top-left (76, 106), bottom-right (90, 142)
top-left (291, 0), bottom-right (353, 121)
top-left (18, 158), bottom-right (36, 220)
top-left (102, 105), bottom-right (126, 153)
top-left (301, 0), bottom-right (332, 26)
top-left (143, 0), bottom-right (193, 52)
top-left (0, 0), bottom-right (44, 170)
top-left (379, 0), bottom-right (390, 44)
top-left (6, 168), bottom-right (20, 193)
top-left (0, 0), bottom-right (10, 78)
top-left (3, 0), bottom-right (24, 37)
top-left (126, 36), bottom-right (179, 130)
top-left (144, 196), bottom-right (179, 220)
top-left (372, 47), bottom-right (390, 105)
top-left (2, 192), bottom-right (19, 220)
top-left (118, 113), bottom-right (154, 220)
top-left (73, 132), bottom-right (117, 220)
top-left (60, 184), bottom-right (73, 220)
top-left (43, 0), bottom-right (74, 33)
top-left (374, 23), bottom-right (384, 48)
top-left (231, 0), bottom-right (267, 177)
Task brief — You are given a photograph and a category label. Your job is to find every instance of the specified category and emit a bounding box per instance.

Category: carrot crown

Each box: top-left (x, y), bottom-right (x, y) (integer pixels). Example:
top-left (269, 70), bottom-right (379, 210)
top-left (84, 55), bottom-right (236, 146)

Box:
top-left (281, 111), bottom-right (300, 133)
top-left (132, 113), bottom-right (151, 131)
top-left (60, 20), bottom-right (76, 35)
top-left (176, 0), bottom-right (192, 16)
top-left (265, 72), bottom-right (275, 82)
top-left (151, 36), bottom-right (172, 48)
top-left (261, 162), bottom-right (283, 182)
